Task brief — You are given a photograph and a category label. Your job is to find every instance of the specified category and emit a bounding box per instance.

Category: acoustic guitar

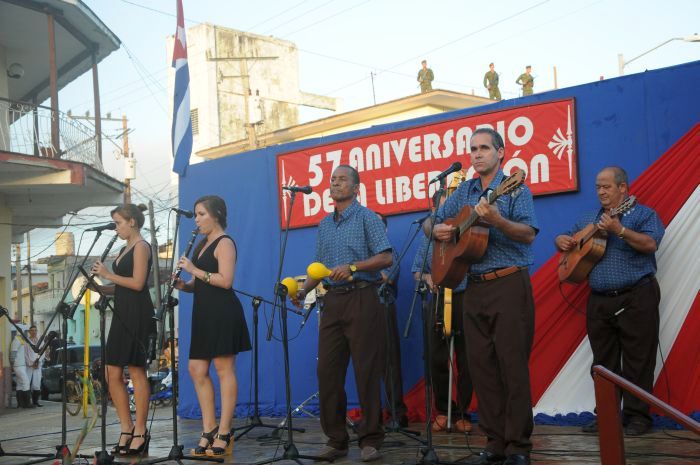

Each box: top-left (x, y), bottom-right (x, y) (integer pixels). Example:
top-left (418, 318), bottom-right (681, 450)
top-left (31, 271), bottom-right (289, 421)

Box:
top-left (557, 195), bottom-right (637, 283)
top-left (432, 169), bottom-right (527, 288)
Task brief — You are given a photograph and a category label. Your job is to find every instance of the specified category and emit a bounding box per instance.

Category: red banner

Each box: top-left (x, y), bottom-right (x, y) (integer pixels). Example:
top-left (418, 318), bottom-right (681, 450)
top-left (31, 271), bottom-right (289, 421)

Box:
top-left (278, 98), bottom-right (577, 229)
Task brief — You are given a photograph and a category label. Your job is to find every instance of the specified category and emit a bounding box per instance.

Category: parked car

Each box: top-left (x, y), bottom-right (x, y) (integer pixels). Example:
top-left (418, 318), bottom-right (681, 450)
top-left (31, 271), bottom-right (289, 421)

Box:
top-left (41, 345), bottom-right (101, 399)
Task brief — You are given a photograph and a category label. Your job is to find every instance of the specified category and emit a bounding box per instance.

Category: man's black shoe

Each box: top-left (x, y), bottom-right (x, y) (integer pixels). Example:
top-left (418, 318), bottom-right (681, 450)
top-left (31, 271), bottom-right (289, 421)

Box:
top-left (581, 419), bottom-right (598, 433)
top-left (624, 421), bottom-right (652, 436)
top-left (466, 450), bottom-right (506, 464)
top-left (503, 454), bottom-right (531, 465)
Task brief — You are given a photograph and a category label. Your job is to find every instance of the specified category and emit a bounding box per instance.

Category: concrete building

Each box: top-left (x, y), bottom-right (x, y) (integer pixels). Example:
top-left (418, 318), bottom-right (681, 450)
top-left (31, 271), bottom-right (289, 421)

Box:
top-left (166, 23), bottom-right (338, 165)
top-left (0, 0), bottom-right (124, 409)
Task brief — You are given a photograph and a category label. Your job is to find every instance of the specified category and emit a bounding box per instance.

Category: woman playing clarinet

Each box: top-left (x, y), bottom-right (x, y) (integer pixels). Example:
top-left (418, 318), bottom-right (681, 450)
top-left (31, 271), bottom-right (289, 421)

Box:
top-left (91, 203), bottom-right (155, 456)
top-left (174, 195), bottom-right (251, 457)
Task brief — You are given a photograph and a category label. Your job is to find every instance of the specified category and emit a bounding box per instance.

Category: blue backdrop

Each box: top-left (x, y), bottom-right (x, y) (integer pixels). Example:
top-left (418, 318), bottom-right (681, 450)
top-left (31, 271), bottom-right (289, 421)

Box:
top-left (176, 60), bottom-right (700, 419)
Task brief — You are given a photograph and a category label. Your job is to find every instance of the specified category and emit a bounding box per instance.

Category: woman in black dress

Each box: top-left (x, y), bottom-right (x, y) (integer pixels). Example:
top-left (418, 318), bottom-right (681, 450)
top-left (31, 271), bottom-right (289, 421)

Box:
top-left (92, 204), bottom-right (155, 456)
top-left (174, 195), bottom-right (251, 457)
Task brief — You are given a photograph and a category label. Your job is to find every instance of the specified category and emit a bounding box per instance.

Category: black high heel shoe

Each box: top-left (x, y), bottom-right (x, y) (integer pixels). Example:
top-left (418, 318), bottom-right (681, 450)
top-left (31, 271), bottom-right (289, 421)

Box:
top-left (125, 430), bottom-right (150, 456)
top-left (206, 432), bottom-right (232, 456)
top-left (191, 426), bottom-right (218, 456)
top-left (110, 427), bottom-right (133, 455)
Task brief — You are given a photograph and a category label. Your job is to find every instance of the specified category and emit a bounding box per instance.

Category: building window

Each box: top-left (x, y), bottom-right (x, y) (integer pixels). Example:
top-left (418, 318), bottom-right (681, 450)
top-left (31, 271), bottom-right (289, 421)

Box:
top-left (191, 108), bottom-right (199, 136)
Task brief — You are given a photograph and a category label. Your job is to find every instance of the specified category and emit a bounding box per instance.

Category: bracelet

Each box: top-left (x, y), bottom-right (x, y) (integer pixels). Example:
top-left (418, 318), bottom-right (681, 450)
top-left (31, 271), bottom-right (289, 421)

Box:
top-left (199, 271), bottom-right (211, 283)
top-left (617, 226), bottom-right (626, 239)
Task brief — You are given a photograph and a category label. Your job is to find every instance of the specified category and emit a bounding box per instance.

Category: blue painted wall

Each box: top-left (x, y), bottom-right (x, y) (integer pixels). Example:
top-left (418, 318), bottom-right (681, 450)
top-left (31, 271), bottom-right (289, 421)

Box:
top-left (177, 60), bottom-right (700, 418)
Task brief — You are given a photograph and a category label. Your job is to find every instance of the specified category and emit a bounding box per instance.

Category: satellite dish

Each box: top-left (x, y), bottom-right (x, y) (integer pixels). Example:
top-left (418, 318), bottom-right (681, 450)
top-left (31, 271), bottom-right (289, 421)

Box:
top-left (71, 276), bottom-right (104, 305)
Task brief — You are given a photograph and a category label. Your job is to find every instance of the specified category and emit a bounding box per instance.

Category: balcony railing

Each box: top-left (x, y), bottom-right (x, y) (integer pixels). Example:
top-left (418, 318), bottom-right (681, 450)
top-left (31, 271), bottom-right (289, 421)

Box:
top-left (0, 96), bottom-right (104, 172)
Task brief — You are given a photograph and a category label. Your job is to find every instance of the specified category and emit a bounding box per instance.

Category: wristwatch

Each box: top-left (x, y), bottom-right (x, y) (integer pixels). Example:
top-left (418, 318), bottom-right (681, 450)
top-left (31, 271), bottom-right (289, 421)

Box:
top-left (349, 264), bottom-right (358, 274)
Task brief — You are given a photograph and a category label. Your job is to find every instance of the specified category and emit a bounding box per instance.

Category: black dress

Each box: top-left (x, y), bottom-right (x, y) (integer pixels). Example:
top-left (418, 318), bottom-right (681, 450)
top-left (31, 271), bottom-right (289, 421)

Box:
top-left (189, 235), bottom-right (251, 359)
top-left (106, 241), bottom-right (156, 367)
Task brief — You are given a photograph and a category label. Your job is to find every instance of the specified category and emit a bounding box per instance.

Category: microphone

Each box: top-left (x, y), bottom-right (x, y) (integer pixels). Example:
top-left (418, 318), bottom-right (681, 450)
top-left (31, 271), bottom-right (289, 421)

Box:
top-left (283, 185), bottom-right (313, 194)
top-left (429, 162), bottom-right (462, 184)
top-left (85, 222), bottom-right (117, 232)
top-left (171, 207), bottom-right (193, 218)
top-left (412, 214), bottom-right (431, 225)
top-left (300, 300), bottom-right (316, 328)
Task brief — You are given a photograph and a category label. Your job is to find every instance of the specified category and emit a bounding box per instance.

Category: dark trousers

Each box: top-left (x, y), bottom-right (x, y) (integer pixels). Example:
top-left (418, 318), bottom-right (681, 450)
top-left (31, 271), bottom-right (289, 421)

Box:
top-left (463, 269), bottom-right (535, 456)
top-left (431, 291), bottom-right (473, 416)
top-left (318, 286), bottom-right (386, 449)
top-left (383, 302), bottom-right (407, 418)
top-left (587, 277), bottom-right (660, 425)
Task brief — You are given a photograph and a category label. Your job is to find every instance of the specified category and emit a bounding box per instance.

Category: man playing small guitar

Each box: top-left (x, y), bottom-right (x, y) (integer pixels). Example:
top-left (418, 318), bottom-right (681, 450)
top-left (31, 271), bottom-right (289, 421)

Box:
top-left (424, 128), bottom-right (538, 465)
top-left (555, 166), bottom-right (664, 436)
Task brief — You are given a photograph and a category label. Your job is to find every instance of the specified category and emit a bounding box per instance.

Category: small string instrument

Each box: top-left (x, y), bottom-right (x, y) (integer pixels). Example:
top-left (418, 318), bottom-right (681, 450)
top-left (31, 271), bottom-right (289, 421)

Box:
top-left (557, 196), bottom-right (637, 283)
top-left (439, 169), bottom-right (466, 338)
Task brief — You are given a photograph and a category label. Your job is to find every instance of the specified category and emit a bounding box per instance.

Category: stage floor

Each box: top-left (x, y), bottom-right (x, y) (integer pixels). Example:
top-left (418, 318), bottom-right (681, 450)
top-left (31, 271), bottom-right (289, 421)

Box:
top-left (0, 401), bottom-right (697, 464)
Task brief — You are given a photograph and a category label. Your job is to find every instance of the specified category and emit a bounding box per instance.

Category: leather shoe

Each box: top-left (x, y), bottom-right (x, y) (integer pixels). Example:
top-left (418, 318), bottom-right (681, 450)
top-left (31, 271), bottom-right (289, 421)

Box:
top-left (360, 446), bottom-right (382, 462)
top-left (624, 421), bottom-right (652, 436)
top-left (466, 450), bottom-right (506, 464)
top-left (581, 419), bottom-right (598, 433)
top-left (503, 454), bottom-right (530, 465)
top-left (317, 446), bottom-right (348, 460)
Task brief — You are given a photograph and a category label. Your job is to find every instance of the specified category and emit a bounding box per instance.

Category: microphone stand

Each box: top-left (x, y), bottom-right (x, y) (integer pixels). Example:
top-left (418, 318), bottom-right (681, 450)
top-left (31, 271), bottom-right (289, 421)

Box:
top-left (401, 179), bottom-right (460, 465)
top-left (377, 223), bottom-right (425, 444)
top-left (231, 293), bottom-right (304, 441)
top-left (0, 305), bottom-right (57, 464)
top-left (142, 212), bottom-right (222, 465)
top-left (76, 267), bottom-right (129, 465)
top-left (250, 189), bottom-right (328, 465)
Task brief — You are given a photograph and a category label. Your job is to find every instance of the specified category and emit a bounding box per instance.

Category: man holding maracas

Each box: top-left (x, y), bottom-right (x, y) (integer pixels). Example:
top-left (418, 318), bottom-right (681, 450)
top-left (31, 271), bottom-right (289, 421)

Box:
top-left (292, 165), bottom-right (392, 462)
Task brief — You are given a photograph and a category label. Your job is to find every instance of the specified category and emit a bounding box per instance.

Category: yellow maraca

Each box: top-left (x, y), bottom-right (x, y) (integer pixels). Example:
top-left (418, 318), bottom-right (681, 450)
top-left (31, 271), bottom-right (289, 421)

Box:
top-left (280, 276), bottom-right (298, 297)
top-left (307, 262), bottom-right (353, 281)
top-left (307, 262), bottom-right (331, 280)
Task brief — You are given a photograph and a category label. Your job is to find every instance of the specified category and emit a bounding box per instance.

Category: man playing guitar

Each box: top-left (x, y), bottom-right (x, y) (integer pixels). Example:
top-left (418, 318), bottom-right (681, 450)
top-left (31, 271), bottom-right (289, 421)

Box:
top-left (555, 166), bottom-right (664, 436)
top-left (425, 128), bottom-right (538, 465)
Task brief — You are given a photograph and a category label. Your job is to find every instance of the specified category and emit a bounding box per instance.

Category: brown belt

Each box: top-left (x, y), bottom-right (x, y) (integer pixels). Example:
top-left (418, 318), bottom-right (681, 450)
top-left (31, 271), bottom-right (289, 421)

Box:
top-left (324, 280), bottom-right (375, 294)
top-left (469, 265), bottom-right (523, 283)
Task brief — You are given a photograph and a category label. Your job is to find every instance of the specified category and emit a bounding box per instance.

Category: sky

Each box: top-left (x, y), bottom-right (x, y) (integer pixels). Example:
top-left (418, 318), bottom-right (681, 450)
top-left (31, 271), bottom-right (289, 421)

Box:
top-left (15, 0), bottom-right (700, 262)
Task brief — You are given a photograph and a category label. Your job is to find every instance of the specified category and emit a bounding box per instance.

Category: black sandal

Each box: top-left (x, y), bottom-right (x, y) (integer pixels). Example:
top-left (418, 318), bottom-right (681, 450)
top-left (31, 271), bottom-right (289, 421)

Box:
top-left (191, 426), bottom-right (218, 456)
top-left (125, 430), bottom-right (150, 456)
top-left (111, 428), bottom-right (133, 455)
top-left (206, 432), bottom-right (232, 456)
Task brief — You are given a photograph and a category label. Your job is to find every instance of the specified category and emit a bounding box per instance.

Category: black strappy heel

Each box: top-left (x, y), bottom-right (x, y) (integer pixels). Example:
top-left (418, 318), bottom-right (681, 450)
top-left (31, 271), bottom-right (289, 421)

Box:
top-left (206, 432), bottom-right (232, 456)
top-left (125, 430), bottom-right (150, 456)
top-left (110, 428), bottom-right (133, 455)
top-left (191, 425), bottom-right (218, 456)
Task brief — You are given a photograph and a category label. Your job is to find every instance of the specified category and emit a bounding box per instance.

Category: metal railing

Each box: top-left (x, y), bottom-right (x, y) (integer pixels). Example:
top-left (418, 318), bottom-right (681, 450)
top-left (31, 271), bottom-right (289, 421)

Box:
top-left (592, 365), bottom-right (700, 465)
top-left (0, 97), bottom-right (104, 171)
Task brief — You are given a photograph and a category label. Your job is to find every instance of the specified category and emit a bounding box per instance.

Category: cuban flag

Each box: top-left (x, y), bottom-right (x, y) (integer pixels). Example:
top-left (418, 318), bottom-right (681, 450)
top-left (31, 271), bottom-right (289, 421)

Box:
top-left (171, 0), bottom-right (192, 176)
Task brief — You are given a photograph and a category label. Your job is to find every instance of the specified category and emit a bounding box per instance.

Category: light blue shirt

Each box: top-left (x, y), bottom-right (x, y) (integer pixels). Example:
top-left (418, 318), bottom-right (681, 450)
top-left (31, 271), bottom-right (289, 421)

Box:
top-left (315, 199), bottom-right (392, 285)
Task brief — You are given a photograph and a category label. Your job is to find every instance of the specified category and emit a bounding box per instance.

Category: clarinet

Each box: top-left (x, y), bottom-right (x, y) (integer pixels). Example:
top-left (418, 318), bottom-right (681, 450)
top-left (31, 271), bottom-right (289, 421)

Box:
top-left (154, 227), bottom-right (199, 321)
top-left (67, 233), bottom-right (120, 319)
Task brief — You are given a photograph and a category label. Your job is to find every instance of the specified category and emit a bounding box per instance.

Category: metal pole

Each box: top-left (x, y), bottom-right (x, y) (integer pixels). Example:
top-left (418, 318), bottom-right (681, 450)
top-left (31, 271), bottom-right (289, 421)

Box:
top-left (553, 66), bottom-right (558, 90)
top-left (122, 115), bottom-right (131, 204)
top-left (618, 54), bottom-right (625, 76)
top-left (47, 13), bottom-right (60, 157)
top-left (14, 244), bottom-right (23, 320)
top-left (27, 233), bottom-right (34, 326)
top-left (92, 54), bottom-right (103, 164)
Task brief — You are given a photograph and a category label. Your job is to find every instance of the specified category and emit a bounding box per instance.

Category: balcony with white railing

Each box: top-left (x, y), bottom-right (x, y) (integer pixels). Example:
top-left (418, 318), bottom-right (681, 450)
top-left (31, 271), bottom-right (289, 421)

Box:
top-left (0, 96), bottom-right (105, 173)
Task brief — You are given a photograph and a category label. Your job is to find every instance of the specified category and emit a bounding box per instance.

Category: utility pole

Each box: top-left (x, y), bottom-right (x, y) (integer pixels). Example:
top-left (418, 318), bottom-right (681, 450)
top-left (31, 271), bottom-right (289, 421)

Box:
top-left (122, 115), bottom-right (132, 204)
top-left (370, 72), bottom-right (376, 105)
top-left (27, 232), bottom-right (35, 326)
top-left (14, 244), bottom-right (23, 320)
top-left (67, 112), bottom-right (133, 203)
top-left (553, 66), bottom-right (558, 90)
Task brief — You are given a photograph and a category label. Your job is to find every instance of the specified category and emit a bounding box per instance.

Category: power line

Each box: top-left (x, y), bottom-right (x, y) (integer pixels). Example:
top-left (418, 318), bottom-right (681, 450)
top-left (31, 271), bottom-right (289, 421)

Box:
top-left (280, 0), bottom-right (372, 38)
